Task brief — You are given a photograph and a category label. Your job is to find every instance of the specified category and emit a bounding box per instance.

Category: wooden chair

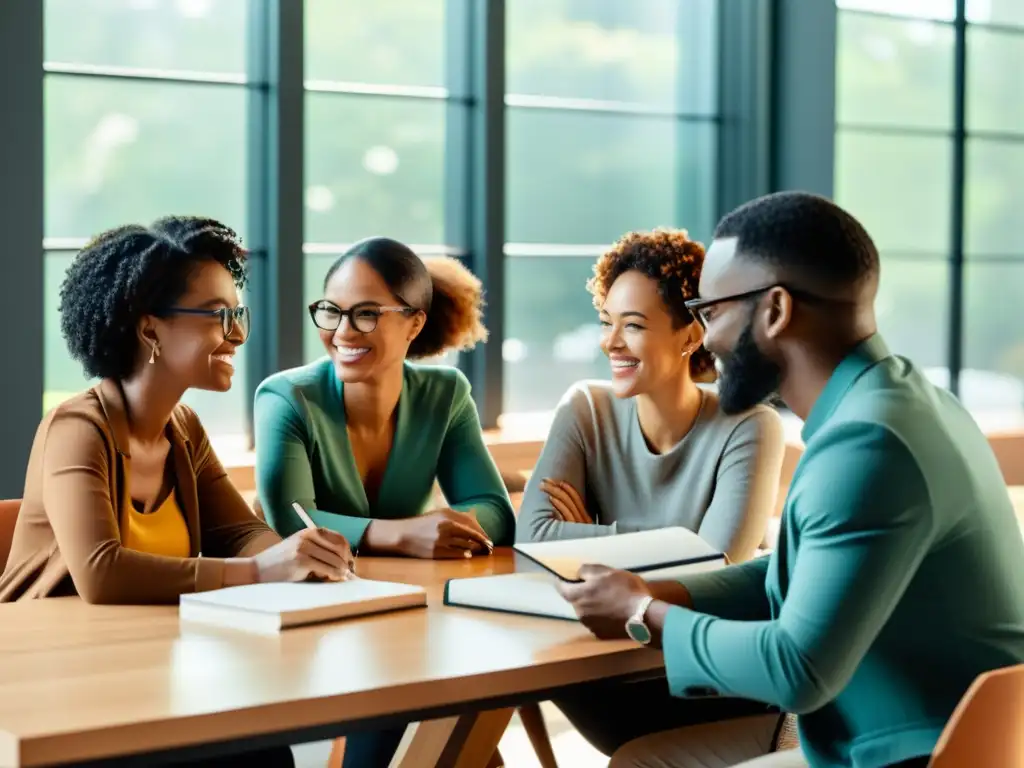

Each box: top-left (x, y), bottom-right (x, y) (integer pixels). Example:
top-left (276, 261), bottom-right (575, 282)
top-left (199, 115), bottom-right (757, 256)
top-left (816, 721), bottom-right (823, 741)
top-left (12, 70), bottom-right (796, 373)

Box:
top-left (929, 663), bottom-right (1024, 767)
top-left (0, 498), bottom-right (20, 570)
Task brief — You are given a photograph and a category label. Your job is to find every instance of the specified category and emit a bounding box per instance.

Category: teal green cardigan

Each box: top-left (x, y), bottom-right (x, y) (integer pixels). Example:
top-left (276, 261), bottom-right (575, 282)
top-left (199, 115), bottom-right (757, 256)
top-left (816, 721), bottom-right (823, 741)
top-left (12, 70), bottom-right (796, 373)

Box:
top-left (663, 336), bottom-right (1024, 767)
top-left (253, 359), bottom-right (515, 548)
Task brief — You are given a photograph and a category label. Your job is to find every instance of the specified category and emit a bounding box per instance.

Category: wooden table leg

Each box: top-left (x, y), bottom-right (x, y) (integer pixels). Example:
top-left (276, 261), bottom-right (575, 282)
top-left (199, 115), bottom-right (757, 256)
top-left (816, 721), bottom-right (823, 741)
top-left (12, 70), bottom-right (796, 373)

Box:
top-left (390, 708), bottom-right (515, 768)
top-left (518, 703), bottom-right (559, 768)
top-left (327, 736), bottom-right (345, 768)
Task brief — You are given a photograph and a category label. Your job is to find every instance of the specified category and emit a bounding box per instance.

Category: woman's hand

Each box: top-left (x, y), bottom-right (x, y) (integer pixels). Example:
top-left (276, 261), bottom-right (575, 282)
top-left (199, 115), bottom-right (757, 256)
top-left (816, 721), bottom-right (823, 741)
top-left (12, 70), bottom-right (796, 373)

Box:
top-left (250, 528), bottom-right (355, 583)
top-left (365, 509), bottom-right (493, 559)
top-left (540, 479), bottom-right (592, 524)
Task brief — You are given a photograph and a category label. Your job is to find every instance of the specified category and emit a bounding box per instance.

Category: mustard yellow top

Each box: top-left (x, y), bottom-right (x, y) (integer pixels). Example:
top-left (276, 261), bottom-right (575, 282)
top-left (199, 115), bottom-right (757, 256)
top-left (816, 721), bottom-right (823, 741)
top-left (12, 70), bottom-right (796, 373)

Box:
top-left (122, 491), bottom-right (190, 558)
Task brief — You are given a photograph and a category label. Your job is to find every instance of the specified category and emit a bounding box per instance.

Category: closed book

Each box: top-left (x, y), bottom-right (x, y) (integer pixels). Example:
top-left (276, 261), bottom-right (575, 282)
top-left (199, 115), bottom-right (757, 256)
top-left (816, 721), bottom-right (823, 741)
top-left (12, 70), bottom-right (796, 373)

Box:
top-left (179, 579), bottom-right (427, 634)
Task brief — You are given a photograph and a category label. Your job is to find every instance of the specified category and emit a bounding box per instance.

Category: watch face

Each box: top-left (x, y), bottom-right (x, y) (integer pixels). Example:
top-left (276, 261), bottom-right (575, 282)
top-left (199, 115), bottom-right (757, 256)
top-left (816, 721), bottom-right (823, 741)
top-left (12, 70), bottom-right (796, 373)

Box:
top-left (627, 620), bottom-right (651, 645)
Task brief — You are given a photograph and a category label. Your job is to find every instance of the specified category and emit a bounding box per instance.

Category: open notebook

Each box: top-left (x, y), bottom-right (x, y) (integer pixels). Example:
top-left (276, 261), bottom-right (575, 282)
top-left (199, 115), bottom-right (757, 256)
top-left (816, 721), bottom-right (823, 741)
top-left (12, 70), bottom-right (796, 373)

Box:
top-left (179, 579), bottom-right (427, 634)
top-left (444, 527), bottom-right (726, 621)
top-left (513, 527), bottom-right (724, 582)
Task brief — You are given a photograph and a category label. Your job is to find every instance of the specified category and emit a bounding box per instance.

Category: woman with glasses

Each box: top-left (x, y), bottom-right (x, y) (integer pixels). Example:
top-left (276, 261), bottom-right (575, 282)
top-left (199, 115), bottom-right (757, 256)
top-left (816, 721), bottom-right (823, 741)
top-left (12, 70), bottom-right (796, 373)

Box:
top-left (515, 229), bottom-right (787, 758)
top-left (254, 235), bottom-right (514, 766)
top-left (0, 217), bottom-right (353, 624)
top-left (254, 236), bottom-right (514, 567)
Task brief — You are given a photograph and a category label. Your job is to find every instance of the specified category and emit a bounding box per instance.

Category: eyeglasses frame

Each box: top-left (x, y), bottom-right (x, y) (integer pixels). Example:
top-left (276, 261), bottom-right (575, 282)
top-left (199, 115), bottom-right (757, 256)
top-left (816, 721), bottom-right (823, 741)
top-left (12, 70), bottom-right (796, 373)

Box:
top-left (683, 283), bottom-right (839, 327)
top-left (307, 299), bottom-right (421, 333)
top-left (162, 305), bottom-right (251, 340)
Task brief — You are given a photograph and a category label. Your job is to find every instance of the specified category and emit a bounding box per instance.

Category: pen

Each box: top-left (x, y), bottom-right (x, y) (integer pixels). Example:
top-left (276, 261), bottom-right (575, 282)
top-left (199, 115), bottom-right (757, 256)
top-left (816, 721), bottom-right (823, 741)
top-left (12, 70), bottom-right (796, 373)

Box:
top-left (292, 502), bottom-right (357, 579)
top-left (291, 501), bottom-right (317, 530)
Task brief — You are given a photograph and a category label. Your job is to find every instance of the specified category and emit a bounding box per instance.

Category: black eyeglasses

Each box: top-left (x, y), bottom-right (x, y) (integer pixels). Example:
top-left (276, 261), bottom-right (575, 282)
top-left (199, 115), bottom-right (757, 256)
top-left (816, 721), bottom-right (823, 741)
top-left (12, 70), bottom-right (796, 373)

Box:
top-left (163, 306), bottom-right (250, 340)
top-left (684, 284), bottom-right (834, 327)
top-left (308, 300), bottom-right (419, 334)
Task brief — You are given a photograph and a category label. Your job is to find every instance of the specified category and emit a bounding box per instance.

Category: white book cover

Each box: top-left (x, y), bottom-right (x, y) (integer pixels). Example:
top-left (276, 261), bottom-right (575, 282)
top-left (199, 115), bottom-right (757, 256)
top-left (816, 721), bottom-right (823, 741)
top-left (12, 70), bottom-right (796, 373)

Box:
top-left (179, 579), bottom-right (427, 634)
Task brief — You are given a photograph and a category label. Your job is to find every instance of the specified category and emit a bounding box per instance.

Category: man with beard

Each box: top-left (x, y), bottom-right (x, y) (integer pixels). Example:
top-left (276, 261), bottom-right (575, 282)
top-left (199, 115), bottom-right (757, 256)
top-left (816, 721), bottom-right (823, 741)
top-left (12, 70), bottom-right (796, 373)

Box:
top-left (556, 191), bottom-right (1024, 768)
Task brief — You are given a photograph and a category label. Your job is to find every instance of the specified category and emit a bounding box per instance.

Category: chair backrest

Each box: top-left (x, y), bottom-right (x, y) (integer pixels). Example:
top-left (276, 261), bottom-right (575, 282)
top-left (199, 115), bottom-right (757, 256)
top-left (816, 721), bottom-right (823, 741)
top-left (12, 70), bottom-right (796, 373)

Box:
top-left (928, 663), bottom-right (1024, 767)
top-left (987, 431), bottom-right (1024, 486)
top-left (0, 499), bottom-right (21, 571)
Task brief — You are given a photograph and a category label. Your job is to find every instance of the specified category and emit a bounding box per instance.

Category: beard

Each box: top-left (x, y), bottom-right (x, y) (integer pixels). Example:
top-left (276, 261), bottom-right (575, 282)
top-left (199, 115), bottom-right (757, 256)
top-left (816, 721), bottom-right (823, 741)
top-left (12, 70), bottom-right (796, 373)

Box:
top-left (716, 315), bottom-right (782, 415)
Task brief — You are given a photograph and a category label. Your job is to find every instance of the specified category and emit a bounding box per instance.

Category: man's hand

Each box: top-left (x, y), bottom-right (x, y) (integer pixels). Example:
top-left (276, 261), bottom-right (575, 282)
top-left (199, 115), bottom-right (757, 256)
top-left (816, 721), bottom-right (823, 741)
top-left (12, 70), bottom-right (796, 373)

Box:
top-left (540, 478), bottom-right (593, 523)
top-left (555, 564), bottom-right (653, 640)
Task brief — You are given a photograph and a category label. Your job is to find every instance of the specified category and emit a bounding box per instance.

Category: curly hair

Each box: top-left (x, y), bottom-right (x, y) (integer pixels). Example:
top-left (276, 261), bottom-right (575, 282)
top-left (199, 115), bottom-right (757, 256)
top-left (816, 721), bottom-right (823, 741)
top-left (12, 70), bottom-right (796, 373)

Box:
top-left (59, 216), bottom-right (247, 381)
top-left (586, 228), bottom-right (715, 380)
top-left (324, 237), bottom-right (487, 360)
top-left (413, 256), bottom-right (488, 359)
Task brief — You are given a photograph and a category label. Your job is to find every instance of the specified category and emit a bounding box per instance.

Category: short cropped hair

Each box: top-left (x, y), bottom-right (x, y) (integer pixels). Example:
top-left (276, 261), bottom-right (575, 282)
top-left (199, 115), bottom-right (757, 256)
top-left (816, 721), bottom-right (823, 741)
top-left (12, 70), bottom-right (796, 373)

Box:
top-left (59, 216), bottom-right (247, 381)
top-left (714, 191), bottom-right (879, 289)
top-left (324, 237), bottom-right (487, 359)
top-left (586, 228), bottom-right (715, 380)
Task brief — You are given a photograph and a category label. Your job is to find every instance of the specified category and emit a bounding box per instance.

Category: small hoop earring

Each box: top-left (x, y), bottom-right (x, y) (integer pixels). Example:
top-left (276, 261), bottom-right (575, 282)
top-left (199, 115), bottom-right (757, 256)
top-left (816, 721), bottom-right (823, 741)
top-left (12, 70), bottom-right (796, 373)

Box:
top-left (148, 342), bottom-right (160, 365)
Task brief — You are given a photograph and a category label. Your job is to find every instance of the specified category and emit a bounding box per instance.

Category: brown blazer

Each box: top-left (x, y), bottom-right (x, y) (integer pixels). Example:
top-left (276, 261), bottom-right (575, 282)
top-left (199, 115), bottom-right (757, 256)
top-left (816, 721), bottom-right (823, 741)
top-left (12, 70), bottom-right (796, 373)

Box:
top-left (0, 380), bottom-right (280, 603)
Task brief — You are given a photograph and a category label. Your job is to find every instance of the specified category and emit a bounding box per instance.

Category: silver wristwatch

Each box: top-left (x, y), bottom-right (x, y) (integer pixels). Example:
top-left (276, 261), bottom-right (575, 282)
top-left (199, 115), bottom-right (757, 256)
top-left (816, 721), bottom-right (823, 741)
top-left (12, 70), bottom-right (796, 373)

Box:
top-left (625, 595), bottom-right (655, 645)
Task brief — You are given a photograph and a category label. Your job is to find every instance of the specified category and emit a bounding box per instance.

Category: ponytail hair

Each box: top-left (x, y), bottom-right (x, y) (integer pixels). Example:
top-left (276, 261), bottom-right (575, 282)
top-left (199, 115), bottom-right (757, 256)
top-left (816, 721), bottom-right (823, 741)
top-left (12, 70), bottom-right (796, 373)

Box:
top-left (408, 256), bottom-right (487, 359)
top-left (323, 237), bottom-right (487, 360)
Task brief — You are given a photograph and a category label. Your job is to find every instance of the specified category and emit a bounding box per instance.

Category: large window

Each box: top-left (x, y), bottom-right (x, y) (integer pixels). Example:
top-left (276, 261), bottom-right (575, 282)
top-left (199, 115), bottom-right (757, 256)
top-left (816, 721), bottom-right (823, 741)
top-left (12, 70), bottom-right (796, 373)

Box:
top-left (834, 5), bottom-right (953, 373)
top-left (503, 0), bottom-right (718, 414)
top-left (43, 0), bottom-right (251, 439)
top-left (835, 0), bottom-right (1024, 424)
top-left (962, 12), bottom-right (1024, 424)
top-left (302, 0), bottom-right (451, 365)
top-left (25, 0), bottom-right (1024, 455)
top-left (41, 0), bottom-right (725, 441)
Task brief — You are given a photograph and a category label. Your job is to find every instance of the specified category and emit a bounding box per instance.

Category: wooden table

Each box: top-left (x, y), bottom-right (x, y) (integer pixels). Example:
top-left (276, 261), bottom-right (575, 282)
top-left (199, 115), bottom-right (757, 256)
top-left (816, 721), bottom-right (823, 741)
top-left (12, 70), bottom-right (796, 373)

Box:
top-left (0, 551), bottom-right (662, 767)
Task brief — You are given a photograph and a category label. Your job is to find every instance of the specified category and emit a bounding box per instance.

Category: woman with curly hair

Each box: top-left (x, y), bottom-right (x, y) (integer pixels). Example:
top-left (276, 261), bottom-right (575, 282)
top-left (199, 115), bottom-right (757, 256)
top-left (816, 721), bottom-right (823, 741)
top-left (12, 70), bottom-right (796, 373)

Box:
top-left (254, 237), bottom-right (514, 559)
top-left (0, 216), bottom-right (352, 615)
top-left (515, 229), bottom-right (788, 759)
top-left (518, 228), bottom-right (784, 556)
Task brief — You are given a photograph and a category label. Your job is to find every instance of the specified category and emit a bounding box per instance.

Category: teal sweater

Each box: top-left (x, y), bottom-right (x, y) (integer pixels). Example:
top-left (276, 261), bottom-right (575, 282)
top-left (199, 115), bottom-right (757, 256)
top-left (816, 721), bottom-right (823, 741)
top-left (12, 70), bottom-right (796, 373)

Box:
top-left (253, 359), bottom-right (515, 548)
top-left (663, 336), bottom-right (1024, 767)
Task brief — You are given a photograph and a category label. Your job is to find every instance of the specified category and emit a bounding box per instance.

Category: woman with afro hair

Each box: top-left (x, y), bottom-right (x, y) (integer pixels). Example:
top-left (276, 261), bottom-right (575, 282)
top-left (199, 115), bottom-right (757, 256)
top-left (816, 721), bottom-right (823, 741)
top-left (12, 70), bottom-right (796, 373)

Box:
top-left (0, 216), bottom-right (360, 765)
top-left (515, 229), bottom-right (787, 758)
top-left (1, 216), bottom-right (352, 604)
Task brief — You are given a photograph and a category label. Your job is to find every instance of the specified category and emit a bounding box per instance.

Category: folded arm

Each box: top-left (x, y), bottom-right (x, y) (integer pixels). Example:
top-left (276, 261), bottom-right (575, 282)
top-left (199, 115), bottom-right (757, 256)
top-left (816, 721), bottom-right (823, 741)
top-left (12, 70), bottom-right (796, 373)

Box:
top-left (656, 423), bottom-right (934, 713)
top-left (516, 389), bottom-right (615, 542)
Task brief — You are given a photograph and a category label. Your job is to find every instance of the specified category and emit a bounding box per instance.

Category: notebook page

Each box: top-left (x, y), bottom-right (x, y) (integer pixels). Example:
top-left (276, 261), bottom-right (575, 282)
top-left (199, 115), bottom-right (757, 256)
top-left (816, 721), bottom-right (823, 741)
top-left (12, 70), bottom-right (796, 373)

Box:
top-left (514, 527), bottom-right (721, 579)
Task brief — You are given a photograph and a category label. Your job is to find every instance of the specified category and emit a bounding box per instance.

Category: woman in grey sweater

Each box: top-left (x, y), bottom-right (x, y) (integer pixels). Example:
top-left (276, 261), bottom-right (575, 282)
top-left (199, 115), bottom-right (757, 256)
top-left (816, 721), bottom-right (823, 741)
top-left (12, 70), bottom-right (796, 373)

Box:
top-left (518, 228), bottom-right (787, 756)
top-left (517, 228), bottom-right (784, 562)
